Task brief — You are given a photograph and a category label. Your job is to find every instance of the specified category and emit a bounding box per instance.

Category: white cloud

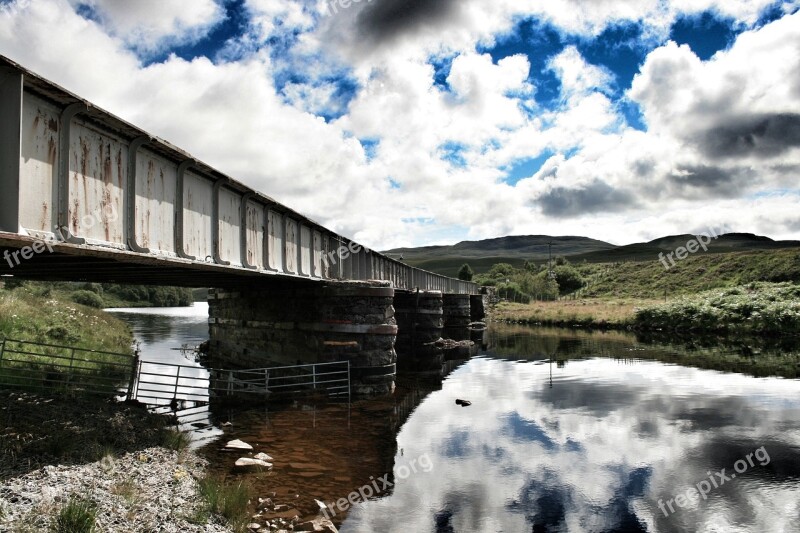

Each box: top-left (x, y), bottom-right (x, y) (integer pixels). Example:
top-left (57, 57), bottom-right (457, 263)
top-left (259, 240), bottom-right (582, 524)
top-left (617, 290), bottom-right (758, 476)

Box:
top-left (0, 0), bottom-right (798, 250)
top-left (67, 0), bottom-right (225, 52)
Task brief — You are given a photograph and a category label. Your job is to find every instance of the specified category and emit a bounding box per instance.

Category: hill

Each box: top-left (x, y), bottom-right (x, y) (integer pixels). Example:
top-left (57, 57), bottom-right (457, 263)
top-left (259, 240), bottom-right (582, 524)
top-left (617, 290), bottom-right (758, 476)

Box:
top-left (383, 235), bottom-right (616, 277)
top-left (571, 233), bottom-right (800, 263)
top-left (385, 233), bottom-right (800, 276)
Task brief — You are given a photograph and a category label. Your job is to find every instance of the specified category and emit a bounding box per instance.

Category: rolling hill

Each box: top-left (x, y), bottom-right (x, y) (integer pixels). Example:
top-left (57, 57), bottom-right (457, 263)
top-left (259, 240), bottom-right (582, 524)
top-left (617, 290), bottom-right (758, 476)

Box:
top-left (384, 233), bottom-right (800, 277)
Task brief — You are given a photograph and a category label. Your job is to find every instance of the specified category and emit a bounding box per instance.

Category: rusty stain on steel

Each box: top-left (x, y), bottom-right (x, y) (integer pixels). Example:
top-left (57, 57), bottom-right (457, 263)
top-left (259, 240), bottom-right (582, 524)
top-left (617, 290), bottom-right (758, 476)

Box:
top-left (40, 202), bottom-right (48, 232)
top-left (71, 198), bottom-right (79, 233)
top-left (47, 137), bottom-right (56, 166)
top-left (48, 118), bottom-right (58, 132)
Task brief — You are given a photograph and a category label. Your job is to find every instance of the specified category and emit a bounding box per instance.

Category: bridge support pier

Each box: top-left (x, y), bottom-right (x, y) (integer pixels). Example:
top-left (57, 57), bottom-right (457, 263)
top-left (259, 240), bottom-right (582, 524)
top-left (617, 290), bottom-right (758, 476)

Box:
top-left (470, 294), bottom-right (487, 322)
top-left (394, 291), bottom-right (444, 372)
top-left (443, 294), bottom-right (472, 342)
top-left (208, 280), bottom-right (397, 397)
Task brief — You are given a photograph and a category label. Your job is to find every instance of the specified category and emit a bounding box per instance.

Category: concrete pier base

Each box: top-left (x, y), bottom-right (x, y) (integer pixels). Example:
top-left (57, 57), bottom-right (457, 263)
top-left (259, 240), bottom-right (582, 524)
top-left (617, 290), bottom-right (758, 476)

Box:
top-left (443, 294), bottom-right (472, 342)
top-left (208, 280), bottom-right (397, 397)
top-left (394, 290), bottom-right (444, 372)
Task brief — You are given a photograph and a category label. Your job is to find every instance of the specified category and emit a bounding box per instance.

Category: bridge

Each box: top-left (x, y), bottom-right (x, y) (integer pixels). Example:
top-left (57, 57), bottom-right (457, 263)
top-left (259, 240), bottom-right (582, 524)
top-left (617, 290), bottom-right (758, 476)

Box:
top-left (0, 56), bottom-right (485, 396)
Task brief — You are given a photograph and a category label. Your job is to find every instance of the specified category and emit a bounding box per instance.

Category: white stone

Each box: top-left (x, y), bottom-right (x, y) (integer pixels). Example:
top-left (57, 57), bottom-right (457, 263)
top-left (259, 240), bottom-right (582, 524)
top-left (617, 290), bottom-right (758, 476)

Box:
top-left (225, 439), bottom-right (253, 451)
top-left (254, 452), bottom-right (274, 462)
top-left (235, 458), bottom-right (273, 469)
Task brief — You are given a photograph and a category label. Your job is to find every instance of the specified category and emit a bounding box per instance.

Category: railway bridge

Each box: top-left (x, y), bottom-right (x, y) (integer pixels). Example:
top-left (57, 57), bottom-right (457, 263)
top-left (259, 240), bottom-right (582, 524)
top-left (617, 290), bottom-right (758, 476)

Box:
top-left (0, 56), bottom-right (484, 396)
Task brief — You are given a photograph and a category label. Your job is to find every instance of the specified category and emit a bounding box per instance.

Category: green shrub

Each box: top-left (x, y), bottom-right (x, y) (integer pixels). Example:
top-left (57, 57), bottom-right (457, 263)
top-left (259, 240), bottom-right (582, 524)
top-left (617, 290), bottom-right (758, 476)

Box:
top-left (70, 290), bottom-right (105, 309)
top-left (635, 282), bottom-right (800, 334)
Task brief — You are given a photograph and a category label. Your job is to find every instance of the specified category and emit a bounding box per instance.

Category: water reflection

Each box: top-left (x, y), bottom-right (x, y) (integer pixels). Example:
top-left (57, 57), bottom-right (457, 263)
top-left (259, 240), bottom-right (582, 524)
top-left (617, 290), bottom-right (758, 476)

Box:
top-left (107, 303), bottom-right (222, 445)
top-left (108, 306), bottom-right (800, 532)
top-left (343, 356), bottom-right (800, 532)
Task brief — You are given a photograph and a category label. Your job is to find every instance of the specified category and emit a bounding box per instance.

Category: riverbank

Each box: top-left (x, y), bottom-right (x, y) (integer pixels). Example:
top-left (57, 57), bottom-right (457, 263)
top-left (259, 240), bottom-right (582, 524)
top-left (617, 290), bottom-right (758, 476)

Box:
top-left (0, 284), bottom-right (134, 353)
top-left (0, 390), bottom-right (233, 531)
top-left (491, 282), bottom-right (800, 336)
top-left (491, 298), bottom-right (649, 329)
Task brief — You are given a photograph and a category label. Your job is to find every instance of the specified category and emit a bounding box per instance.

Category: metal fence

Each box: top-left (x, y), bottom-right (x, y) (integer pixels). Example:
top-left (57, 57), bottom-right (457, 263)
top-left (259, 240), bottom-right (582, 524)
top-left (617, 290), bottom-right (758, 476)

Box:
top-left (0, 338), bottom-right (136, 397)
top-left (131, 359), bottom-right (351, 406)
top-left (0, 337), bottom-right (351, 405)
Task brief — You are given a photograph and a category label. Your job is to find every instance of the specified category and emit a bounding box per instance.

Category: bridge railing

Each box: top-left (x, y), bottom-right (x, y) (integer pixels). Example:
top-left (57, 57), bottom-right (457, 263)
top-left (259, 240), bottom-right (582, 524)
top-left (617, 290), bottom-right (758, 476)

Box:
top-left (0, 56), bottom-right (477, 295)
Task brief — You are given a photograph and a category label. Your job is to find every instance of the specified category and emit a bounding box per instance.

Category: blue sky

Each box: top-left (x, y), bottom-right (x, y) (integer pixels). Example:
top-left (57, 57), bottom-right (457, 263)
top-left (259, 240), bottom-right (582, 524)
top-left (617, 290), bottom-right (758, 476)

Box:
top-left (1, 0), bottom-right (799, 247)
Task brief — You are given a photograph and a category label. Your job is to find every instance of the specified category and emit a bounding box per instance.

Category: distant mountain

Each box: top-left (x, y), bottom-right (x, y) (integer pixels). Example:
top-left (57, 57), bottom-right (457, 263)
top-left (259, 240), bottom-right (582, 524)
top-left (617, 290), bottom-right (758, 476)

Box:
top-left (384, 233), bottom-right (800, 277)
top-left (571, 233), bottom-right (800, 263)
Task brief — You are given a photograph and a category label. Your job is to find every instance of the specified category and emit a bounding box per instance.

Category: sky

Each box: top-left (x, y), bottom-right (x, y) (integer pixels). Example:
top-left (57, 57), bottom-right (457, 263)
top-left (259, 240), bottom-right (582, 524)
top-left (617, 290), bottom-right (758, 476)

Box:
top-left (0, 0), bottom-right (799, 249)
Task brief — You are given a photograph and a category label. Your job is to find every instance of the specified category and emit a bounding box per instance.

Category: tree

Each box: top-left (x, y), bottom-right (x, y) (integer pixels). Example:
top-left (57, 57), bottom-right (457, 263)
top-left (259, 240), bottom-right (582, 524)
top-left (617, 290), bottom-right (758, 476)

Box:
top-left (553, 264), bottom-right (584, 295)
top-left (457, 263), bottom-right (474, 281)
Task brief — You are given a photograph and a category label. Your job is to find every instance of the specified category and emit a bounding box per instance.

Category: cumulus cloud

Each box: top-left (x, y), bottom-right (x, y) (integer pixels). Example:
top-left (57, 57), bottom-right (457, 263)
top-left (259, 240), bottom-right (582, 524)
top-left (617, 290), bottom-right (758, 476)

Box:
top-left (67, 0), bottom-right (225, 52)
top-left (0, 0), bottom-right (798, 249)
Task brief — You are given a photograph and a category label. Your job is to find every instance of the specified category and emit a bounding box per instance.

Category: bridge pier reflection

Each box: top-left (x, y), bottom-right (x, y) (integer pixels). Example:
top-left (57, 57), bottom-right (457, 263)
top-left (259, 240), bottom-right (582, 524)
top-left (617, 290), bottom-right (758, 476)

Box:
top-left (208, 284), bottom-right (488, 397)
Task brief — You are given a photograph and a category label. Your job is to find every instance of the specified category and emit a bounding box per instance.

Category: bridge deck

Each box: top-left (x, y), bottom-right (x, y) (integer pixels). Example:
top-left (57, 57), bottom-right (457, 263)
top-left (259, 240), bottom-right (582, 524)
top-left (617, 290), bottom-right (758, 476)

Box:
top-left (0, 55), bottom-right (476, 294)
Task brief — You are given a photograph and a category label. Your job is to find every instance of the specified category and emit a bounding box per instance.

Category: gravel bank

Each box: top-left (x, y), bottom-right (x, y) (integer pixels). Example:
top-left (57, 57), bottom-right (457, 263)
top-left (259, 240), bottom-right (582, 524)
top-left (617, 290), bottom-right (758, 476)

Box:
top-left (0, 447), bottom-right (232, 532)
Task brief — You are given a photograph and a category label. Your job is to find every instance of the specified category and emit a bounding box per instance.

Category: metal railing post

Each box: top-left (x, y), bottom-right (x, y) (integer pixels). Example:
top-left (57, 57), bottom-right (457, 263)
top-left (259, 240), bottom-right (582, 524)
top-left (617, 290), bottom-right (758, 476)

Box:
top-left (173, 365), bottom-right (181, 400)
top-left (66, 348), bottom-right (76, 386)
top-left (312, 365), bottom-right (317, 390)
top-left (0, 338), bottom-right (5, 369)
top-left (126, 351), bottom-right (140, 401)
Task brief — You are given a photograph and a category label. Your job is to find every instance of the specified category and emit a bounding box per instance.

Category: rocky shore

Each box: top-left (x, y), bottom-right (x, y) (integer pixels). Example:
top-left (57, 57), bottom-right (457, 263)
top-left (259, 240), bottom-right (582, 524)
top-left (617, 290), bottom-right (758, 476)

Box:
top-left (0, 446), bottom-right (231, 532)
top-left (0, 391), bottom-right (340, 532)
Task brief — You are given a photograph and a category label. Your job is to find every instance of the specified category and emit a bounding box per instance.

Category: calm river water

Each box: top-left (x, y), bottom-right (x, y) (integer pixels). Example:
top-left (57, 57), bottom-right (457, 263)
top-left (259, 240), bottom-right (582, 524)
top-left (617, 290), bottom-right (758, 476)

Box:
top-left (109, 305), bottom-right (800, 533)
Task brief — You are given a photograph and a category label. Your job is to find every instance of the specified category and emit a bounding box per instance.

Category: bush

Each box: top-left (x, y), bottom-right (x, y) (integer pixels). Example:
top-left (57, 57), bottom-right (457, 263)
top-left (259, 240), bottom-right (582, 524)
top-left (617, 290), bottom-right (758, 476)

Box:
top-left (553, 265), bottom-right (585, 295)
top-left (635, 282), bottom-right (800, 334)
top-left (71, 290), bottom-right (105, 309)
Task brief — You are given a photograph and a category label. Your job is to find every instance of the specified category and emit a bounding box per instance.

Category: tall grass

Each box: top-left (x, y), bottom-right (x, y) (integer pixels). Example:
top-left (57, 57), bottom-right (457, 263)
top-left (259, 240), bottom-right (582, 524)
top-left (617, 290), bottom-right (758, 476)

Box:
top-left (195, 476), bottom-right (252, 531)
top-left (161, 429), bottom-right (191, 452)
top-left (0, 285), bottom-right (134, 354)
top-left (52, 497), bottom-right (97, 533)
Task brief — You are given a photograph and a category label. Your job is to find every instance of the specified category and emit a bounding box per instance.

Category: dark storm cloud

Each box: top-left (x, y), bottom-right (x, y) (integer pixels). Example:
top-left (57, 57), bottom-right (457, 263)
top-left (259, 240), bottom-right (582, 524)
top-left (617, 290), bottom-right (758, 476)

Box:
top-left (537, 180), bottom-right (636, 217)
top-left (668, 164), bottom-right (753, 198)
top-left (355, 0), bottom-right (459, 44)
top-left (698, 113), bottom-right (800, 159)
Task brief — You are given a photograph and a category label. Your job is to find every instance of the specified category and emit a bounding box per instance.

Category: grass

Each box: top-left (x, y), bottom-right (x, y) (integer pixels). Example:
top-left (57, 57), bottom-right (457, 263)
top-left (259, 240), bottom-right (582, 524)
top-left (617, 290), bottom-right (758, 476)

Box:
top-left (0, 284), bottom-right (135, 396)
top-left (0, 284), bottom-right (134, 353)
top-left (576, 248), bottom-right (800, 299)
top-left (195, 475), bottom-right (252, 531)
top-left (493, 282), bottom-right (800, 336)
top-left (493, 298), bottom-right (659, 328)
top-left (52, 497), bottom-right (97, 533)
top-left (111, 480), bottom-right (141, 507)
top-left (161, 429), bottom-right (192, 453)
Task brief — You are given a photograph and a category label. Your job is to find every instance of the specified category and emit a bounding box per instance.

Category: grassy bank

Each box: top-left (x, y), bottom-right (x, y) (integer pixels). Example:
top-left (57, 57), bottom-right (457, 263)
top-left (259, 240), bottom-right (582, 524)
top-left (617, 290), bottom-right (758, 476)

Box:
top-left (492, 298), bottom-right (653, 328)
top-left (634, 282), bottom-right (800, 334)
top-left (578, 248), bottom-right (800, 299)
top-left (0, 283), bottom-right (133, 353)
top-left (3, 280), bottom-right (194, 309)
top-left (492, 282), bottom-right (800, 336)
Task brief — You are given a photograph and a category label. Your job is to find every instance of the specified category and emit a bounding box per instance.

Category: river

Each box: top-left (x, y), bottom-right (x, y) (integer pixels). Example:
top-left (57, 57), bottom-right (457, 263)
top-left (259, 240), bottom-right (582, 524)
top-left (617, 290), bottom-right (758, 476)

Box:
top-left (107, 305), bottom-right (800, 533)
